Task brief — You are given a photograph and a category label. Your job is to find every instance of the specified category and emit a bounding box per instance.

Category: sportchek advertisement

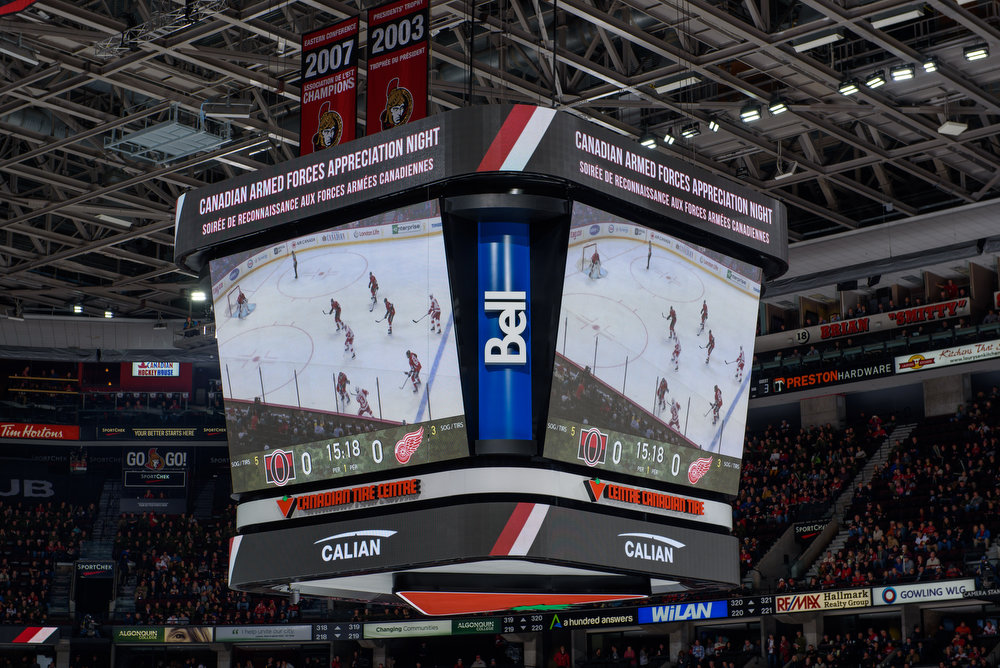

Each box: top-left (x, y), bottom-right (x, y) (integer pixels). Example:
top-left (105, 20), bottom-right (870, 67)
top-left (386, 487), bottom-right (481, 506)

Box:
top-left (122, 448), bottom-right (189, 489)
top-left (301, 17), bottom-right (359, 156)
top-left (757, 299), bottom-right (970, 352)
top-left (874, 579), bottom-right (974, 606)
top-left (366, 0), bottom-right (428, 135)
top-left (228, 501), bottom-right (739, 592)
top-left (175, 106), bottom-right (787, 273)
top-left (895, 338), bottom-right (1000, 373)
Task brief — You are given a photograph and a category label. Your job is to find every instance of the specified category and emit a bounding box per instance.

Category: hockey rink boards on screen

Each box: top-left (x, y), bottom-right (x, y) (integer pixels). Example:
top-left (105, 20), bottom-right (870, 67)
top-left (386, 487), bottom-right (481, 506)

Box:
top-left (208, 201), bottom-right (468, 494)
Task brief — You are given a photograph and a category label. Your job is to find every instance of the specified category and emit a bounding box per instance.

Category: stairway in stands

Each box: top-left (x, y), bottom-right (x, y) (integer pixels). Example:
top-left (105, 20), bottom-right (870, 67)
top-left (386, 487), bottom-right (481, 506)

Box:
top-left (191, 478), bottom-right (217, 519)
top-left (801, 422), bottom-right (917, 580)
top-left (47, 563), bottom-right (74, 620)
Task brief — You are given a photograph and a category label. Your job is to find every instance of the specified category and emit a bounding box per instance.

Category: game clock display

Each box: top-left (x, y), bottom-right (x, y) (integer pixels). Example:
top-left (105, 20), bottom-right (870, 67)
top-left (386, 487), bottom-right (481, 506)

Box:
top-left (543, 203), bottom-right (761, 496)
top-left (209, 202), bottom-right (469, 494)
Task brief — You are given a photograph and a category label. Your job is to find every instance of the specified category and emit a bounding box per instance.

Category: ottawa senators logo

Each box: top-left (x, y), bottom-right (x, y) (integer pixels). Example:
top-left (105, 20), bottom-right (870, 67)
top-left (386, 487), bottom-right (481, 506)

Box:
top-left (312, 101), bottom-right (344, 152)
top-left (380, 77), bottom-right (413, 130)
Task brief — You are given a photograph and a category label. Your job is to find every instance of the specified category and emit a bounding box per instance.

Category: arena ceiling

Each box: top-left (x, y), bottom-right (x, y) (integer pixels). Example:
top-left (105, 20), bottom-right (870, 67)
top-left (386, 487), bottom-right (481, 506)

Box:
top-left (1, 0), bottom-right (999, 319)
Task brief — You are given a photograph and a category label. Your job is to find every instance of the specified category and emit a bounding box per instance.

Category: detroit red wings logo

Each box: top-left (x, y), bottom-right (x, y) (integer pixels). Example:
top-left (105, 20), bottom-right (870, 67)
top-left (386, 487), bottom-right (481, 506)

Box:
top-left (687, 457), bottom-right (713, 484)
top-left (394, 427), bottom-right (424, 464)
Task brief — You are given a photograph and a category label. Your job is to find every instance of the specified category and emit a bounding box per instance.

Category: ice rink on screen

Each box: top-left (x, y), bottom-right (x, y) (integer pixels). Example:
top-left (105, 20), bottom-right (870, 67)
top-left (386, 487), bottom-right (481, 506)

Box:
top-left (558, 220), bottom-right (759, 458)
top-left (211, 219), bottom-right (462, 426)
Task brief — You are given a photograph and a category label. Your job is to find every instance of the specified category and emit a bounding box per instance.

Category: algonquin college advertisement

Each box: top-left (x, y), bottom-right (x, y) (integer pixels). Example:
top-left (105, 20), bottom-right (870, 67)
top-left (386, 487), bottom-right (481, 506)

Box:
top-left (208, 201), bottom-right (468, 494)
top-left (544, 203), bottom-right (762, 496)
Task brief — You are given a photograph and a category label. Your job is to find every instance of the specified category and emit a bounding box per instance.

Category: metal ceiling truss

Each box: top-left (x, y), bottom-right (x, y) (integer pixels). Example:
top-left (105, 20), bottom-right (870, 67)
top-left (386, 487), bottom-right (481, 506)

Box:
top-left (1, 0), bottom-right (999, 318)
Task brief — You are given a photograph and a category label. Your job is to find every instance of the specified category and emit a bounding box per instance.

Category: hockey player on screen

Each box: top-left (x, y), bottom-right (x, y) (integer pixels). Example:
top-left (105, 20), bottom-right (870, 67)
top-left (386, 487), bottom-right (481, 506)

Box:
top-left (705, 330), bottom-right (716, 365)
top-left (672, 338), bottom-right (681, 372)
top-left (711, 384), bottom-right (723, 425)
top-left (236, 290), bottom-right (249, 319)
top-left (646, 239), bottom-right (652, 270)
top-left (368, 272), bottom-right (379, 312)
top-left (405, 350), bottom-right (422, 393)
top-left (735, 346), bottom-right (746, 382)
top-left (428, 295), bottom-right (442, 334)
top-left (666, 306), bottom-right (677, 340)
top-left (588, 249), bottom-right (602, 279)
top-left (343, 324), bottom-right (356, 359)
top-left (336, 371), bottom-right (351, 406)
top-left (668, 399), bottom-right (681, 430)
top-left (355, 387), bottom-right (374, 418)
top-left (326, 299), bottom-right (344, 331)
top-left (656, 378), bottom-right (669, 411)
top-left (698, 300), bottom-right (708, 335)
top-left (382, 298), bottom-right (396, 335)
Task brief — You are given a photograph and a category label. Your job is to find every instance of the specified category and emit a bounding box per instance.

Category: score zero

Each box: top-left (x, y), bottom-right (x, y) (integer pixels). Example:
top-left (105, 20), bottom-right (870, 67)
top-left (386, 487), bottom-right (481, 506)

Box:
top-left (126, 450), bottom-right (187, 468)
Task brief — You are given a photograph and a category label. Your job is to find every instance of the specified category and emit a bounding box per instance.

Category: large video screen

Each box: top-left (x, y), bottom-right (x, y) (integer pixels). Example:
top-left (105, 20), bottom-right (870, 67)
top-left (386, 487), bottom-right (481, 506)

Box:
top-left (544, 203), bottom-right (762, 495)
top-left (209, 202), bottom-right (468, 494)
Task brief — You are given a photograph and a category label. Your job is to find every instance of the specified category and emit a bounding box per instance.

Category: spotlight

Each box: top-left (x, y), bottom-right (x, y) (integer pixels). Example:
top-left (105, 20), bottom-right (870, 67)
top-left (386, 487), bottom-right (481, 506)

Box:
top-left (104, 311), bottom-right (114, 319)
top-left (865, 71), bottom-right (886, 89)
top-left (768, 100), bottom-right (788, 115)
top-left (663, 131), bottom-right (676, 145)
top-left (639, 132), bottom-right (657, 149)
top-left (680, 123), bottom-right (701, 138)
top-left (73, 305), bottom-right (83, 314)
top-left (839, 79), bottom-right (860, 95)
top-left (890, 64), bottom-right (915, 81)
top-left (922, 57), bottom-right (938, 72)
top-left (740, 104), bottom-right (761, 123)
top-left (190, 290), bottom-right (207, 302)
top-left (938, 120), bottom-right (968, 136)
top-left (964, 44), bottom-right (988, 61)
top-left (708, 119), bottom-right (720, 132)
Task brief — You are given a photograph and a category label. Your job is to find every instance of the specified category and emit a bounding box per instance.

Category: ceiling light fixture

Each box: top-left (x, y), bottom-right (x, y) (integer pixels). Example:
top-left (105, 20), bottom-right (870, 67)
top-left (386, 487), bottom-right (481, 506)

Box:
top-left (639, 132), bottom-right (657, 149)
top-left (922, 57), bottom-right (938, 72)
top-left (890, 64), bottom-right (915, 81)
top-left (708, 119), bottom-right (720, 132)
top-left (768, 100), bottom-right (788, 115)
top-left (680, 123), bottom-right (701, 138)
top-left (938, 120), bottom-right (968, 136)
top-left (740, 104), bottom-right (761, 122)
top-left (964, 44), bottom-right (989, 61)
top-left (792, 32), bottom-right (843, 52)
top-left (653, 76), bottom-right (700, 94)
top-left (870, 7), bottom-right (924, 29)
top-left (202, 101), bottom-right (254, 119)
top-left (73, 305), bottom-right (83, 314)
top-left (663, 131), bottom-right (677, 145)
top-left (865, 71), bottom-right (887, 89)
top-left (839, 79), bottom-right (860, 95)
top-left (190, 290), bottom-right (207, 302)
top-left (104, 311), bottom-right (114, 319)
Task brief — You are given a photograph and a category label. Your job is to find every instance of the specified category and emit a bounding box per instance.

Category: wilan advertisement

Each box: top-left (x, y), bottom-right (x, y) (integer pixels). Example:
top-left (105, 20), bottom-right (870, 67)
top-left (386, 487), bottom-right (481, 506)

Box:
top-left (300, 17), bottom-right (359, 156)
top-left (366, 0), bottom-right (428, 135)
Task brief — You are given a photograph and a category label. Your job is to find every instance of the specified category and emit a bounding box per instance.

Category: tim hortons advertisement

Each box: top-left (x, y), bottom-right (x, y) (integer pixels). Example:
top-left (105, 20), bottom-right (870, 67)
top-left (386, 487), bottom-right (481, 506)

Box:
top-left (175, 106), bottom-right (787, 271)
top-left (228, 502), bottom-right (739, 590)
top-left (366, 0), bottom-right (429, 135)
top-left (756, 299), bottom-right (971, 353)
top-left (300, 17), bottom-right (359, 156)
top-left (895, 338), bottom-right (1000, 374)
top-left (0, 422), bottom-right (78, 441)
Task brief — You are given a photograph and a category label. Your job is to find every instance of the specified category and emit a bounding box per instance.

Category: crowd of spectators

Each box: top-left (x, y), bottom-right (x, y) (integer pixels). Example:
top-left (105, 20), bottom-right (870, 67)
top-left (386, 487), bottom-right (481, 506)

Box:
top-left (826, 389), bottom-right (1000, 588)
top-left (115, 509), bottom-right (299, 626)
top-left (549, 357), bottom-right (679, 448)
top-left (733, 419), bottom-right (880, 576)
top-left (0, 501), bottom-right (94, 625)
top-left (226, 399), bottom-right (393, 453)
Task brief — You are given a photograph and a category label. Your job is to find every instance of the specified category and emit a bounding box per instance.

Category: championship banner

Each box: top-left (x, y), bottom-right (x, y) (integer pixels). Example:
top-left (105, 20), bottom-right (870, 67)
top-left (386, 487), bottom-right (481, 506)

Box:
top-left (366, 0), bottom-right (428, 135)
top-left (300, 17), bottom-right (359, 156)
top-left (0, 0), bottom-right (39, 15)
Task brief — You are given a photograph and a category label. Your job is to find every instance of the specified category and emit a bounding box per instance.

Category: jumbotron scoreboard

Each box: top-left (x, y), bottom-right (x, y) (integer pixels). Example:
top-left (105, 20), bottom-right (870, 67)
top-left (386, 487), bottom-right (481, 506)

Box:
top-left (175, 104), bottom-right (787, 616)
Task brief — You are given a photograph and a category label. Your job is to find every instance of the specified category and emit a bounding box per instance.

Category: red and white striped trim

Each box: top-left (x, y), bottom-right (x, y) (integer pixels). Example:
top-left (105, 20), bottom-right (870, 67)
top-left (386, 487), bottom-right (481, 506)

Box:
top-left (13, 627), bottom-right (57, 644)
top-left (490, 502), bottom-right (549, 556)
top-left (477, 106), bottom-right (556, 173)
